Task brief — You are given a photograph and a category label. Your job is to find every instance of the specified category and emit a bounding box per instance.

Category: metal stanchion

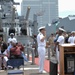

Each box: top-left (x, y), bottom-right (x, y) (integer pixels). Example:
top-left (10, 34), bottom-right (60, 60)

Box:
top-left (31, 48), bottom-right (35, 65)
top-left (24, 46), bottom-right (26, 54)
top-left (48, 46), bottom-right (50, 60)
top-left (27, 46), bottom-right (35, 65)
top-left (27, 47), bottom-right (30, 60)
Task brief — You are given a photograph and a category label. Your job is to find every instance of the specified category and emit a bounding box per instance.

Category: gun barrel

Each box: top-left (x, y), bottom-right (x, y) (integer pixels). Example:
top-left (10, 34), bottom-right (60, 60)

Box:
top-left (25, 6), bottom-right (31, 20)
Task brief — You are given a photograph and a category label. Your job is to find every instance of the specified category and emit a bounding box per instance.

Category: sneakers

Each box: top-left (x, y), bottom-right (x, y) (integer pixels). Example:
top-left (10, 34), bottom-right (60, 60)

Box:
top-left (39, 71), bottom-right (43, 74)
top-left (7, 65), bottom-right (14, 69)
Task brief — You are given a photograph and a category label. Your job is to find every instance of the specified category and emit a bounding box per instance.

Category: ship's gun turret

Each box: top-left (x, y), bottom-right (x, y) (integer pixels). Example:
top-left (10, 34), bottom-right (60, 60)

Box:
top-left (25, 6), bottom-right (31, 21)
top-left (9, 6), bottom-right (16, 35)
top-left (21, 6), bottom-right (31, 35)
top-left (8, 1), bottom-right (20, 35)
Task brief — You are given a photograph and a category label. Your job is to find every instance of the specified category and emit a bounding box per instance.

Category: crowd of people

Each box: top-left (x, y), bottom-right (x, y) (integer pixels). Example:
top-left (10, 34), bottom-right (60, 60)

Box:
top-left (48, 28), bottom-right (75, 62)
top-left (0, 33), bottom-right (28, 70)
top-left (0, 26), bottom-right (75, 73)
top-left (37, 26), bottom-right (75, 73)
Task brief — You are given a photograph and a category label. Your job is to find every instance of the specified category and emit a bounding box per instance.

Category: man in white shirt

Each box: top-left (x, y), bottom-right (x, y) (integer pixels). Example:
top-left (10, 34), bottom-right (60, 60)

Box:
top-left (37, 26), bottom-right (46, 73)
top-left (54, 27), bottom-right (65, 63)
top-left (7, 33), bottom-right (17, 45)
top-left (68, 31), bottom-right (75, 44)
top-left (7, 33), bottom-right (17, 57)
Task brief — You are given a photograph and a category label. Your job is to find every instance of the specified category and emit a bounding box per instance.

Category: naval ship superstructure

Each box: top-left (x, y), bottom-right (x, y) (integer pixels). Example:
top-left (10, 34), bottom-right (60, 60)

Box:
top-left (0, 0), bottom-right (35, 45)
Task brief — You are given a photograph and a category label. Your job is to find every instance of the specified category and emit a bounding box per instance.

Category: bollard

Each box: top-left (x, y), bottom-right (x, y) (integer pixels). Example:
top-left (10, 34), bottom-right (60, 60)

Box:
top-left (50, 56), bottom-right (57, 75)
top-left (31, 48), bottom-right (35, 65)
top-left (48, 46), bottom-right (50, 60)
top-left (50, 61), bottom-right (57, 75)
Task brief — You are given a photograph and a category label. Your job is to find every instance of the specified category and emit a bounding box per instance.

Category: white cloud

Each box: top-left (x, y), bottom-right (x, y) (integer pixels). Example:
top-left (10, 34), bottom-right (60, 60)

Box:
top-left (58, 0), bottom-right (75, 12)
top-left (58, 0), bottom-right (75, 17)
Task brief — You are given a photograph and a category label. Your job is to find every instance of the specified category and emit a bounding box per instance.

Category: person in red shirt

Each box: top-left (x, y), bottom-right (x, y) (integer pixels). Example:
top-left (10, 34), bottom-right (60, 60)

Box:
top-left (10, 42), bottom-right (24, 58)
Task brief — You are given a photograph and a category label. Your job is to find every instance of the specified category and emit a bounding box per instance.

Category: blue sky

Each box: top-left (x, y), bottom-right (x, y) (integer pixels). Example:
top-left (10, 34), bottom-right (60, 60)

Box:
top-left (14, 0), bottom-right (75, 18)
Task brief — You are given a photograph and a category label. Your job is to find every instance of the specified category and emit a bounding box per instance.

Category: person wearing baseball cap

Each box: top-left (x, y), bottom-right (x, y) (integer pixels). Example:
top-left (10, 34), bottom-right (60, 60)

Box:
top-left (7, 34), bottom-right (17, 57)
top-left (10, 33), bottom-right (14, 36)
top-left (54, 27), bottom-right (65, 63)
top-left (37, 26), bottom-right (46, 73)
top-left (58, 27), bottom-right (66, 32)
top-left (38, 26), bottom-right (45, 32)
top-left (7, 33), bottom-right (17, 45)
